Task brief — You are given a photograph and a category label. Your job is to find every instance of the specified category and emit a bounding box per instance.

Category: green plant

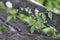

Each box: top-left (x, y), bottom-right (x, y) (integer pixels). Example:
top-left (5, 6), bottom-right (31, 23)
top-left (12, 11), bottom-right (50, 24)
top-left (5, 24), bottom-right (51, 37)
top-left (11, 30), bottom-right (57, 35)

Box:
top-left (0, 2), bottom-right (60, 38)
top-left (48, 12), bottom-right (53, 20)
top-left (0, 25), bottom-right (7, 33)
top-left (35, 0), bottom-right (60, 14)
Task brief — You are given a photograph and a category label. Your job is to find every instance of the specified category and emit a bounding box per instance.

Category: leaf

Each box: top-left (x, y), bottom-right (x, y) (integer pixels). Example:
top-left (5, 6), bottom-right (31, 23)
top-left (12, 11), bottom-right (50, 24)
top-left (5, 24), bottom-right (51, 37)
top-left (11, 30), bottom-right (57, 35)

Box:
top-left (5, 16), bottom-right (13, 23)
top-left (45, 0), bottom-right (53, 10)
top-left (57, 34), bottom-right (60, 38)
top-left (18, 14), bottom-right (35, 25)
top-left (13, 15), bottom-right (17, 20)
top-left (35, 0), bottom-right (40, 3)
top-left (37, 18), bottom-right (46, 29)
top-left (30, 25), bottom-right (35, 33)
top-left (41, 24), bottom-right (46, 29)
top-left (42, 27), bottom-right (50, 33)
top-left (30, 20), bottom-right (40, 33)
top-left (0, 25), bottom-right (7, 33)
top-left (52, 0), bottom-right (60, 10)
top-left (0, 2), bottom-right (6, 9)
top-left (18, 14), bottom-right (30, 23)
top-left (52, 32), bottom-right (57, 38)
top-left (42, 14), bottom-right (46, 21)
top-left (42, 27), bottom-right (54, 36)
top-left (7, 8), bottom-right (17, 15)
top-left (37, 18), bottom-right (43, 24)
top-left (48, 12), bottom-right (53, 20)
top-left (38, 13), bottom-right (42, 16)
top-left (34, 22), bottom-right (39, 29)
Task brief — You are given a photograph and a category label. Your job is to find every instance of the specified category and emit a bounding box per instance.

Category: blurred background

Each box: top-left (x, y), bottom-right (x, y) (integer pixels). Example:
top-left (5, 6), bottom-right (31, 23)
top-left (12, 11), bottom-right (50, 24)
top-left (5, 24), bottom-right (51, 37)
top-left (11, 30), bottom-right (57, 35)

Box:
top-left (35, 0), bottom-right (60, 14)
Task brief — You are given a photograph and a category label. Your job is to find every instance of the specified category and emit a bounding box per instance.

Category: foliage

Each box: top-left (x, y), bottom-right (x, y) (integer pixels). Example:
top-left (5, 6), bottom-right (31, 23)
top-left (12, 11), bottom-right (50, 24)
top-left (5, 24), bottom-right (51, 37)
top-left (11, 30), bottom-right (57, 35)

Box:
top-left (0, 2), bottom-right (6, 9)
top-left (48, 12), bottom-right (53, 20)
top-left (35, 0), bottom-right (60, 14)
top-left (5, 16), bottom-right (13, 23)
top-left (42, 13), bottom-right (46, 21)
top-left (0, 25), bottom-right (7, 33)
top-left (42, 27), bottom-right (54, 36)
top-left (0, 1), bottom-right (60, 38)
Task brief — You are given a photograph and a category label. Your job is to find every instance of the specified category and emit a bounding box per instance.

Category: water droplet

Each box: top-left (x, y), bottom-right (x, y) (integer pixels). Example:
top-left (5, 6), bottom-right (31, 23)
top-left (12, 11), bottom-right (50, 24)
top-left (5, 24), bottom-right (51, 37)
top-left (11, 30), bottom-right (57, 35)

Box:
top-left (34, 9), bottom-right (39, 15)
top-left (20, 7), bottom-right (24, 11)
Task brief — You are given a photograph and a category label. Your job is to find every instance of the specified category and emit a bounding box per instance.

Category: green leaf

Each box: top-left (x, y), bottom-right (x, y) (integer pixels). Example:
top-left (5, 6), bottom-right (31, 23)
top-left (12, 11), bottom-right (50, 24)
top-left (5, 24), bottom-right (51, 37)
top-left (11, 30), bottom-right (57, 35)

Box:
top-left (37, 18), bottom-right (46, 29)
top-left (18, 14), bottom-right (35, 25)
top-left (42, 14), bottom-right (46, 21)
top-left (37, 18), bottom-right (43, 24)
top-left (18, 14), bottom-right (30, 23)
top-left (0, 2), bottom-right (6, 9)
top-left (41, 24), bottom-right (46, 29)
top-left (35, 0), bottom-right (44, 4)
top-left (13, 15), bottom-right (17, 20)
top-left (42, 27), bottom-right (54, 36)
top-left (35, 0), bottom-right (40, 3)
top-left (30, 25), bottom-right (35, 33)
top-left (45, 0), bottom-right (53, 10)
top-left (0, 25), bottom-right (7, 33)
top-left (37, 18), bottom-right (43, 27)
top-left (38, 13), bottom-right (42, 16)
top-left (5, 16), bottom-right (13, 23)
top-left (52, 0), bottom-right (60, 10)
top-left (7, 8), bottom-right (17, 15)
top-left (34, 22), bottom-right (39, 29)
top-left (30, 21), bottom-right (39, 33)
top-left (48, 12), bottom-right (53, 20)
top-left (52, 32), bottom-right (57, 38)
top-left (57, 34), bottom-right (60, 38)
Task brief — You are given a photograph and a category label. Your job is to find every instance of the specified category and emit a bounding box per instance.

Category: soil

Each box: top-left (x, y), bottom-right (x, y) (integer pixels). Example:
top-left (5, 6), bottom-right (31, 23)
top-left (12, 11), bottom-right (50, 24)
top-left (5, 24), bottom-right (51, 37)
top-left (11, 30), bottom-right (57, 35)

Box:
top-left (0, 0), bottom-right (60, 40)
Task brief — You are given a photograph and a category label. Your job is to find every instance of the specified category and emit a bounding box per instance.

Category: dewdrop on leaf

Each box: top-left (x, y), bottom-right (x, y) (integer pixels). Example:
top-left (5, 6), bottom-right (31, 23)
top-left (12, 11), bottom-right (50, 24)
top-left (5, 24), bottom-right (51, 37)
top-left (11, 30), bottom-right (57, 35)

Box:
top-left (6, 1), bottom-right (12, 8)
top-left (34, 9), bottom-right (39, 16)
